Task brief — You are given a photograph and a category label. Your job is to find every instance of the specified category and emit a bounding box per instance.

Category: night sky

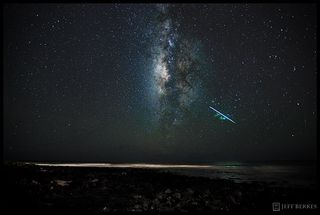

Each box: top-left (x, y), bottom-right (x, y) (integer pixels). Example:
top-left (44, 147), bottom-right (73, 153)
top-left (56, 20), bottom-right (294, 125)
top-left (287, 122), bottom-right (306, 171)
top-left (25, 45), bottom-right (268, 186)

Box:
top-left (3, 4), bottom-right (317, 163)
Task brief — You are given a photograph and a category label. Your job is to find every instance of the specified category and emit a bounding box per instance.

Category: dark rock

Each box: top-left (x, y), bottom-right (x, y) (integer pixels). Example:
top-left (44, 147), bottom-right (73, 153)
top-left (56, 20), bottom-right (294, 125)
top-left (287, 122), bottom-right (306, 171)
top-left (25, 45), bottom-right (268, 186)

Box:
top-left (156, 193), bottom-right (165, 200)
top-left (173, 192), bottom-right (181, 199)
top-left (142, 201), bottom-right (149, 210)
top-left (54, 180), bottom-right (72, 186)
top-left (164, 188), bottom-right (172, 194)
top-left (133, 194), bottom-right (142, 199)
top-left (102, 206), bottom-right (110, 212)
top-left (3, 163), bottom-right (317, 213)
top-left (191, 201), bottom-right (198, 206)
top-left (186, 188), bottom-right (194, 195)
top-left (32, 180), bottom-right (39, 185)
top-left (90, 178), bottom-right (99, 183)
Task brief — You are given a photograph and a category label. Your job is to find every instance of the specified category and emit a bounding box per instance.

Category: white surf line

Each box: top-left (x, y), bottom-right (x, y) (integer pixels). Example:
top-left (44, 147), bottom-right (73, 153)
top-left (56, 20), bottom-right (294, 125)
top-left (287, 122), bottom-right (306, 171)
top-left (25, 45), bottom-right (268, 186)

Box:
top-left (25, 162), bottom-right (213, 169)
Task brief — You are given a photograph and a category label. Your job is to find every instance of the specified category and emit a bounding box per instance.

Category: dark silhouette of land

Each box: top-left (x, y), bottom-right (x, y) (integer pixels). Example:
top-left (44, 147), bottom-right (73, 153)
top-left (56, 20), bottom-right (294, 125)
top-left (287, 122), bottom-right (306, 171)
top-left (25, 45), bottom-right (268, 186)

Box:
top-left (3, 162), bottom-right (317, 213)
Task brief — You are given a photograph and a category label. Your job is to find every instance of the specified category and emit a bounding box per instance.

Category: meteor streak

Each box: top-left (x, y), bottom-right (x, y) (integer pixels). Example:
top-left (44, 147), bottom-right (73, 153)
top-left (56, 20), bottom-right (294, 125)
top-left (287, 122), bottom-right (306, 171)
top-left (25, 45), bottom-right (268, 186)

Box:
top-left (209, 106), bottom-right (236, 124)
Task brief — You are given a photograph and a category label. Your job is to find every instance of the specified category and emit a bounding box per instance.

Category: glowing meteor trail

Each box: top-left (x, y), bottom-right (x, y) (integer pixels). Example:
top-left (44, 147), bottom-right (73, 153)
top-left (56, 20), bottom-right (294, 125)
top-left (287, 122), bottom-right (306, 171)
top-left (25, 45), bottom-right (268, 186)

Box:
top-left (209, 106), bottom-right (236, 124)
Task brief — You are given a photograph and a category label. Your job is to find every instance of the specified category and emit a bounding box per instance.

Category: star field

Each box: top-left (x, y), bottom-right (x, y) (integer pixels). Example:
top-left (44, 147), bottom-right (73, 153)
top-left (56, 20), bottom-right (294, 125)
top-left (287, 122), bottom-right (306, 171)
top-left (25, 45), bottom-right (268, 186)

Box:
top-left (3, 4), bottom-right (317, 163)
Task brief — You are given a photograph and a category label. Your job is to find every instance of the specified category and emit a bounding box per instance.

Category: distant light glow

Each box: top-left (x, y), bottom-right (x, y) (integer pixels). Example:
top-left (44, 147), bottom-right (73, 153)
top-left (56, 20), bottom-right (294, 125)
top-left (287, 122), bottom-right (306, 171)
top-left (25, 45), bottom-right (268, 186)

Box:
top-left (28, 162), bottom-right (212, 169)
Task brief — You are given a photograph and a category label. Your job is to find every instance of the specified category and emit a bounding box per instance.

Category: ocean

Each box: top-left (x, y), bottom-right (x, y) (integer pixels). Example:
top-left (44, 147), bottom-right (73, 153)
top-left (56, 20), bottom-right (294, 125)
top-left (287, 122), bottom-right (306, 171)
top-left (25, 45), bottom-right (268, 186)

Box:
top-left (29, 161), bottom-right (317, 188)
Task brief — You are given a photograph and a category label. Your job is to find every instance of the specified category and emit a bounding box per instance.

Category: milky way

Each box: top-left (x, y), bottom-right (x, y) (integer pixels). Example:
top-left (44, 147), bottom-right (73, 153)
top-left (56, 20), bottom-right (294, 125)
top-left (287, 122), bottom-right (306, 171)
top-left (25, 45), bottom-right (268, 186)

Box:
top-left (150, 5), bottom-right (205, 142)
top-left (4, 4), bottom-right (316, 162)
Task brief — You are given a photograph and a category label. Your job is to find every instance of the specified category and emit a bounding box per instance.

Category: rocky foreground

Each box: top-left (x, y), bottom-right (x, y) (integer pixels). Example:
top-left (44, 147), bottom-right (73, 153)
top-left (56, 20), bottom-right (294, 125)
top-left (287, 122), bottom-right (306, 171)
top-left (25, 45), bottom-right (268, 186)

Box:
top-left (3, 163), bottom-right (317, 213)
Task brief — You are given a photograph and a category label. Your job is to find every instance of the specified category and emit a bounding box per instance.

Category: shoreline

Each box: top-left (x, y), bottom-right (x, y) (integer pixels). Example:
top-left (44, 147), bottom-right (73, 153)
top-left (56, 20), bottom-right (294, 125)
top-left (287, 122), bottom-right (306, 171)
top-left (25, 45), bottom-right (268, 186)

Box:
top-left (16, 161), bottom-right (317, 188)
top-left (3, 163), bottom-right (318, 213)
